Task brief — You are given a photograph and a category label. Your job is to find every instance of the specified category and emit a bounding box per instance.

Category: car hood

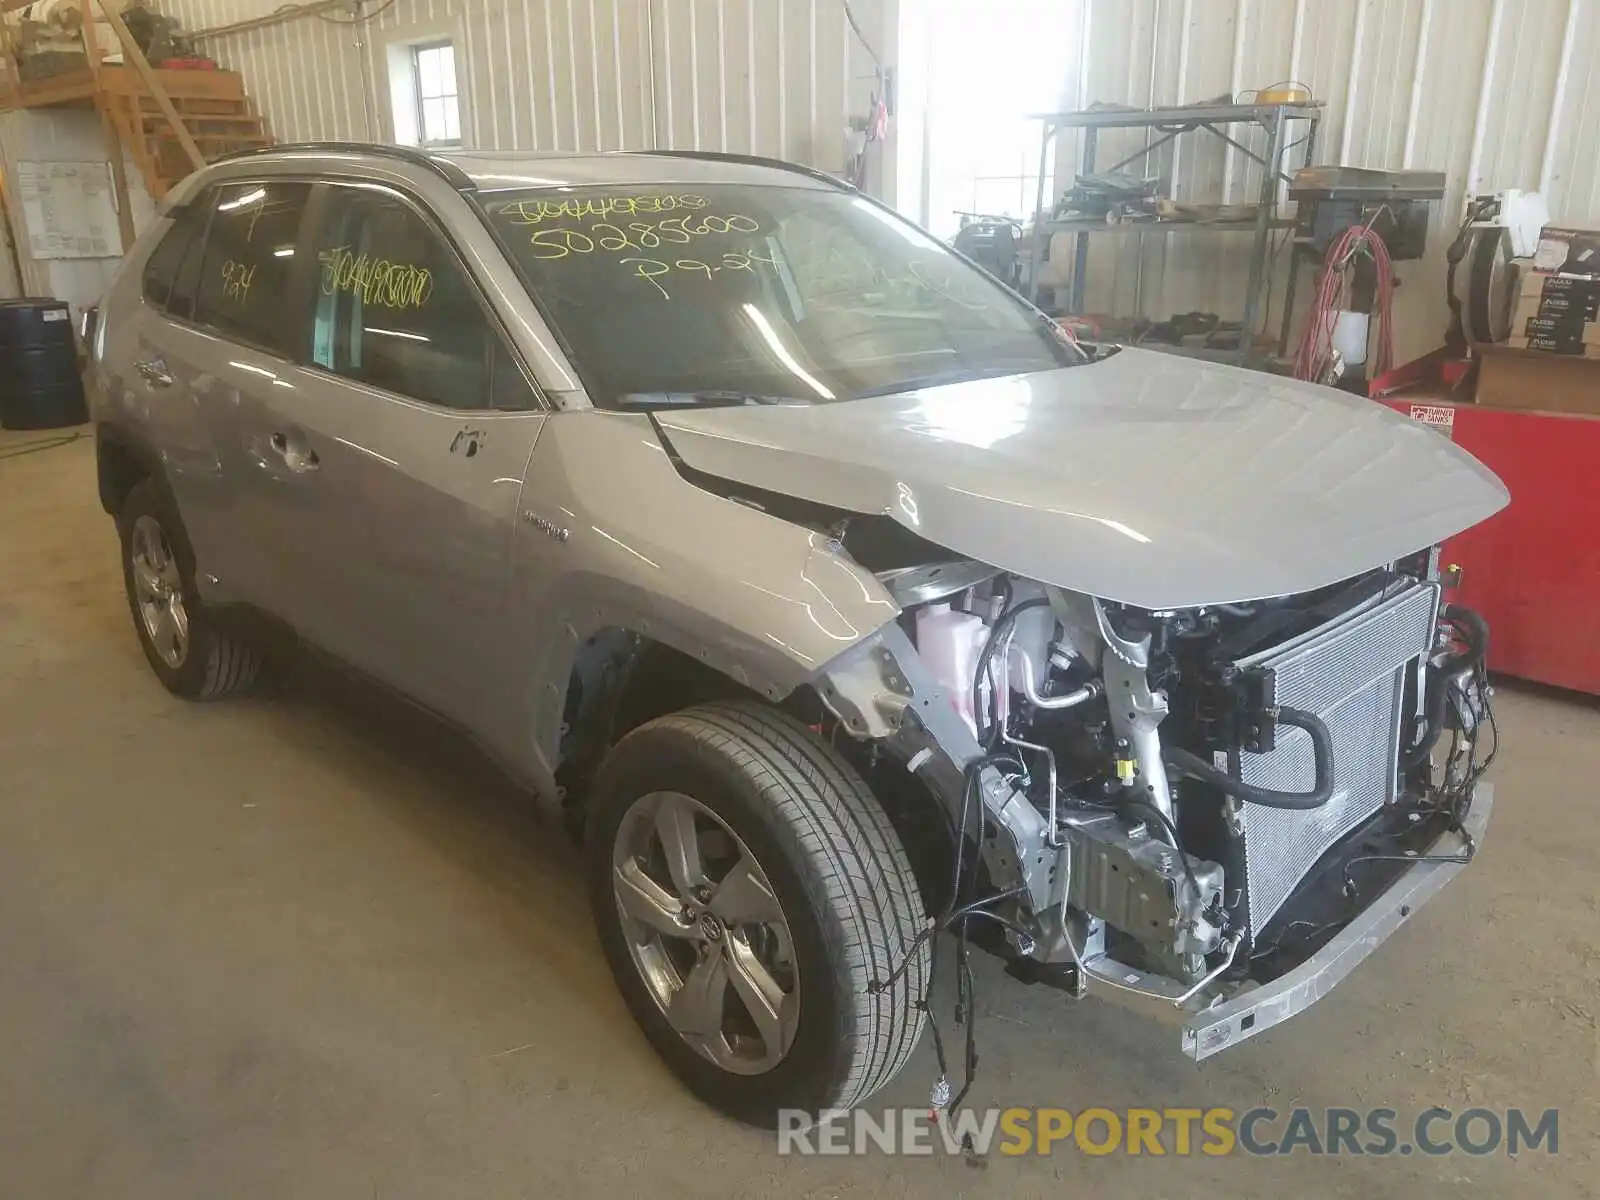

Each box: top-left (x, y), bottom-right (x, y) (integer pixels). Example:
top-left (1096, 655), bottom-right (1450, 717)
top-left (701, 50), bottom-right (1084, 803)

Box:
top-left (652, 349), bottom-right (1509, 609)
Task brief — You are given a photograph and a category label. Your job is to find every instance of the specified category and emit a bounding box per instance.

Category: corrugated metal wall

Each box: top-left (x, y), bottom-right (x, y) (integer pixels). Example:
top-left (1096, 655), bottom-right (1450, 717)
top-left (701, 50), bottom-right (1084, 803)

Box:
top-left (163, 0), bottom-right (886, 179)
top-left (1042, 0), bottom-right (1600, 361)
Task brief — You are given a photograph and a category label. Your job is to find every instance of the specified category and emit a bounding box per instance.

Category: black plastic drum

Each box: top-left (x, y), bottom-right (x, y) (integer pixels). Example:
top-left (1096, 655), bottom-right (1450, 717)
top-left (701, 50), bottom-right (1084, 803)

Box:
top-left (0, 298), bottom-right (88, 431)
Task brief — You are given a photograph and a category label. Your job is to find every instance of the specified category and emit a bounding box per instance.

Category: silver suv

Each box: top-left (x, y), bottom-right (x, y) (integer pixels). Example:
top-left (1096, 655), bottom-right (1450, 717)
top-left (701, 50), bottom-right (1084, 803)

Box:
top-left (91, 144), bottom-right (1508, 1125)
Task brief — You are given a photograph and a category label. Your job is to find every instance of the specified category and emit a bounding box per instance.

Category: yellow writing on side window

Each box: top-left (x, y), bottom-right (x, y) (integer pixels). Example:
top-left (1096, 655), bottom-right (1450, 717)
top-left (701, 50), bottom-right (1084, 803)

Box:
top-left (318, 246), bottom-right (433, 310)
top-left (499, 193), bottom-right (711, 226)
top-left (220, 260), bottom-right (256, 302)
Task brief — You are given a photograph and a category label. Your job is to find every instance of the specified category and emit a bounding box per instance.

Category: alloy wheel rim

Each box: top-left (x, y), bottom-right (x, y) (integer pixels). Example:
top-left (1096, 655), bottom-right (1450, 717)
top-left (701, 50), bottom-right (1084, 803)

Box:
top-left (130, 515), bottom-right (189, 669)
top-left (612, 790), bottom-right (800, 1075)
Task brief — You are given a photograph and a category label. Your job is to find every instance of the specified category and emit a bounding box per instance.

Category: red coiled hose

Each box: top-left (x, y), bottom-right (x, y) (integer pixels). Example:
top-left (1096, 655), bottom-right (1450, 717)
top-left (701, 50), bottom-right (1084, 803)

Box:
top-left (1293, 222), bottom-right (1395, 384)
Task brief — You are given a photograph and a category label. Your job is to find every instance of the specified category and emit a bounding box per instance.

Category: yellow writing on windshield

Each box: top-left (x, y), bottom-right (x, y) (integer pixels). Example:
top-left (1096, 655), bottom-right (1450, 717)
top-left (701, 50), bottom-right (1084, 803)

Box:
top-left (318, 246), bottom-right (433, 309)
top-left (524, 213), bottom-right (763, 260)
top-left (620, 250), bottom-right (782, 299)
top-left (220, 260), bottom-right (255, 302)
top-left (499, 193), bottom-right (711, 226)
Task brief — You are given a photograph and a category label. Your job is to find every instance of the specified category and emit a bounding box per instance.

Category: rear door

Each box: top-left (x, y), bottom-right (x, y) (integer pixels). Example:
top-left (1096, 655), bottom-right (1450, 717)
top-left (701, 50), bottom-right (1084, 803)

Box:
top-left (125, 193), bottom-right (229, 574)
top-left (176, 179), bottom-right (319, 615)
top-left (128, 180), bottom-right (316, 609)
top-left (253, 180), bottom-right (548, 731)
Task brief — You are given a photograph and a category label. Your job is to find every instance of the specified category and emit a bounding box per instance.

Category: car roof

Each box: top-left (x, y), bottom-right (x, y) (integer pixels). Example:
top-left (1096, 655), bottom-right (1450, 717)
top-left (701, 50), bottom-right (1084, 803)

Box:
top-left (207, 143), bottom-right (846, 194)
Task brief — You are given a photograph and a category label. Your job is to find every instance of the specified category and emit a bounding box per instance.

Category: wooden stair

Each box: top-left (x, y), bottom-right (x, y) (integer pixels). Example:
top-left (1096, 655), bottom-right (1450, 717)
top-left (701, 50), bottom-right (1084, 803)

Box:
top-left (98, 68), bottom-right (274, 199)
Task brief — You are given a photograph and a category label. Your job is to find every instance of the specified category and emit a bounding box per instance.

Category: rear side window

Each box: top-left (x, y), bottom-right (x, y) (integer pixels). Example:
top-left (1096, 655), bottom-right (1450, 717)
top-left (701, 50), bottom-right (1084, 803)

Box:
top-left (192, 181), bottom-right (313, 354)
top-left (141, 199), bottom-right (208, 314)
top-left (308, 186), bottom-right (533, 410)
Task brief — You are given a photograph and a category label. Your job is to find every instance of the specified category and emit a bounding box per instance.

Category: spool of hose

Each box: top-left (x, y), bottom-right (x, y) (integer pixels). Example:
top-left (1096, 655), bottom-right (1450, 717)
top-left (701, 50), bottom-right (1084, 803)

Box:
top-left (1466, 227), bottom-right (1516, 343)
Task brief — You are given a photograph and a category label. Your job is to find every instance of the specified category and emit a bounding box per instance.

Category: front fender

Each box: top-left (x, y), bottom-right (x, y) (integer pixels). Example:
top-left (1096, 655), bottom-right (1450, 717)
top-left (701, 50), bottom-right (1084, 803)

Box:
top-left (512, 410), bottom-right (903, 778)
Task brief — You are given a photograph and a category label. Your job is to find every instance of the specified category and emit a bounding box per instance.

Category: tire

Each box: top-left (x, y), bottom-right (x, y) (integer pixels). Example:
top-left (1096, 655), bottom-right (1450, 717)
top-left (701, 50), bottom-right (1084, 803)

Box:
top-left (117, 479), bottom-right (261, 699)
top-left (587, 700), bottom-right (929, 1126)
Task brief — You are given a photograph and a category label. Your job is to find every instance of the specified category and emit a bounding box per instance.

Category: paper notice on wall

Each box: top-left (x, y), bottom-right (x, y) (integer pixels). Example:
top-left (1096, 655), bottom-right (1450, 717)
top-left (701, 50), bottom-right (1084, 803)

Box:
top-left (14, 161), bottom-right (120, 260)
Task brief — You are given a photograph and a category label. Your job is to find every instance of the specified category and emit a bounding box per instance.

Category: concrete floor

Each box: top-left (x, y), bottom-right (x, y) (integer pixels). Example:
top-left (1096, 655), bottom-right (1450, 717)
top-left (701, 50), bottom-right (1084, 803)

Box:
top-left (1, 428), bottom-right (1595, 1199)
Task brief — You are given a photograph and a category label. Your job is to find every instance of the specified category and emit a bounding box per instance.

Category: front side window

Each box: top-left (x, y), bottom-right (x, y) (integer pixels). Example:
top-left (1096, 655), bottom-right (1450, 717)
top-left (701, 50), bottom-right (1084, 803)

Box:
top-left (308, 186), bottom-right (529, 410)
top-left (475, 184), bottom-right (1079, 409)
top-left (191, 181), bottom-right (313, 353)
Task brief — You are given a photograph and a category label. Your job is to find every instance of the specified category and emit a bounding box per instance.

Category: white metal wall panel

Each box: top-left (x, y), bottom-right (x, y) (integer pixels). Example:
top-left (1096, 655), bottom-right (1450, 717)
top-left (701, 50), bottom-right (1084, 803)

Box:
top-left (1049, 0), bottom-right (1600, 362)
top-left (163, 0), bottom-right (881, 175)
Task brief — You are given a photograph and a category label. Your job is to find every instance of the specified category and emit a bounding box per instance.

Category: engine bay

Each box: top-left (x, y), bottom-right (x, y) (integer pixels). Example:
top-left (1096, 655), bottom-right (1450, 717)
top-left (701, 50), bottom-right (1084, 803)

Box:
top-left (880, 557), bottom-right (1495, 994)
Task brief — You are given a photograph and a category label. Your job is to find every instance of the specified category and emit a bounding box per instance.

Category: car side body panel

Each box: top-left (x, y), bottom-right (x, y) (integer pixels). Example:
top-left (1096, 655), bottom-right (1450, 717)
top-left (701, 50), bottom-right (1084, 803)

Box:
top-left (504, 409), bottom-right (901, 788)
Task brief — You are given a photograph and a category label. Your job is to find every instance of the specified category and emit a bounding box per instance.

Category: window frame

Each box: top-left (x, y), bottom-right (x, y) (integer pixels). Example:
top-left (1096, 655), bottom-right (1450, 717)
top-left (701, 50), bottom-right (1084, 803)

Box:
top-left (410, 40), bottom-right (461, 149)
top-left (294, 177), bottom-right (546, 414)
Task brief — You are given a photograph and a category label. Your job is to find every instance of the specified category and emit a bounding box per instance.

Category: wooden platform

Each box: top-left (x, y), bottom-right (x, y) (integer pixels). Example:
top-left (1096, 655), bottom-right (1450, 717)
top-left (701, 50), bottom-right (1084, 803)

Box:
top-left (2, 64), bottom-right (275, 200)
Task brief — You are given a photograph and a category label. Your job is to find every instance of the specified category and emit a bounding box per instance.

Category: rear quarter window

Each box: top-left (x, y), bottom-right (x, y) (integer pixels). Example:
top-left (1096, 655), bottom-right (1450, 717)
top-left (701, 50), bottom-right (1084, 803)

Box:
top-left (141, 200), bottom-right (207, 312)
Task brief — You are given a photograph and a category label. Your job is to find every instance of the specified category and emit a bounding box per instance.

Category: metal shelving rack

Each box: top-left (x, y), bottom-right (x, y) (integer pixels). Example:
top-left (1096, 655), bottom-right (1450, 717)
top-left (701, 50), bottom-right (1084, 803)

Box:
top-left (1025, 101), bottom-right (1322, 363)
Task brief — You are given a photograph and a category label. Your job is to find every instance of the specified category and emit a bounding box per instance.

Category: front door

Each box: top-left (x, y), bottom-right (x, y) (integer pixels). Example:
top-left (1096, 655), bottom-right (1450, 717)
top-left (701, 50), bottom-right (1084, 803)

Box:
top-left (254, 181), bottom-right (548, 734)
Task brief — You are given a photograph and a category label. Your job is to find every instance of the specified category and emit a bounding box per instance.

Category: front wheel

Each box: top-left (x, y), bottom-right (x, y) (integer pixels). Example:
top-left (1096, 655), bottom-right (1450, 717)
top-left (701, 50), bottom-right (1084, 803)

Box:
top-left (587, 700), bottom-right (928, 1126)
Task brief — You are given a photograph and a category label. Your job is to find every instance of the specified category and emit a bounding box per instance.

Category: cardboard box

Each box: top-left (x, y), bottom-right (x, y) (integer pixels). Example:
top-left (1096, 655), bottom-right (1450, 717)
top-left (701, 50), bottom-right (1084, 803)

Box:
top-left (1533, 225), bottom-right (1600, 276)
top-left (1508, 336), bottom-right (1599, 356)
top-left (1476, 344), bottom-right (1600, 416)
top-left (1521, 313), bottom-right (1600, 341)
top-left (1511, 286), bottom-right (1600, 348)
top-left (1521, 271), bottom-right (1599, 294)
top-left (1516, 270), bottom-right (1600, 322)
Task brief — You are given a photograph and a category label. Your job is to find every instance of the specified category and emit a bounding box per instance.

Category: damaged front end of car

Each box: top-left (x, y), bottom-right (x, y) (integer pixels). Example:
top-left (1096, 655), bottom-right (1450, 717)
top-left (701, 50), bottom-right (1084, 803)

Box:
top-left (812, 553), bottom-right (1496, 1060)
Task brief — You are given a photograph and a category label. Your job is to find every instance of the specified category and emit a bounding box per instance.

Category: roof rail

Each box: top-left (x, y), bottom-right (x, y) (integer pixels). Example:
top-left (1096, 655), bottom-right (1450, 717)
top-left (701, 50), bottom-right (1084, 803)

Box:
top-left (208, 142), bottom-right (476, 191)
top-left (626, 150), bottom-right (853, 192)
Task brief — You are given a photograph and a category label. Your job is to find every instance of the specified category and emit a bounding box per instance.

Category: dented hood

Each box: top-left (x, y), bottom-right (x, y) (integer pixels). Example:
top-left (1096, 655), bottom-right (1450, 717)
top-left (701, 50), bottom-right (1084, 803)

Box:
top-left (652, 349), bottom-right (1509, 610)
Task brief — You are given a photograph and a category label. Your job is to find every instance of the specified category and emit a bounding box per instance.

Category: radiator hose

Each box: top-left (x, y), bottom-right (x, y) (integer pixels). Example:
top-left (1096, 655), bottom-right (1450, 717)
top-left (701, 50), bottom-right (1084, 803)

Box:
top-left (1164, 707), bottom-right (1336, 811)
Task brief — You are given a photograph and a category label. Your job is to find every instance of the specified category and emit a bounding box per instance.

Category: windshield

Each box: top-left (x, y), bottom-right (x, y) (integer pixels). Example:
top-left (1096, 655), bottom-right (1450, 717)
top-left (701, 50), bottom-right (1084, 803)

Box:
top-left (476, 184), bottom-right (1079, 408)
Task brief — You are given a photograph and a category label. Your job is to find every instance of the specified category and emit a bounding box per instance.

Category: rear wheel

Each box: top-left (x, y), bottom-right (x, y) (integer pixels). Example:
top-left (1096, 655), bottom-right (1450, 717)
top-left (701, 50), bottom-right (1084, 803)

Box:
top-left (587, 700), bottom-right (928, 1125)
top-left (117, 479), bottom-right (260, 699)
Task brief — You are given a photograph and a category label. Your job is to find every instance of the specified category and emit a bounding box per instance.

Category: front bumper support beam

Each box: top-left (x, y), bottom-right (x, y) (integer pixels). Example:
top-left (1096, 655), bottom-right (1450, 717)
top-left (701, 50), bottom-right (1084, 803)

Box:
top-left (1078, 784), bottom-right (1494, 1059)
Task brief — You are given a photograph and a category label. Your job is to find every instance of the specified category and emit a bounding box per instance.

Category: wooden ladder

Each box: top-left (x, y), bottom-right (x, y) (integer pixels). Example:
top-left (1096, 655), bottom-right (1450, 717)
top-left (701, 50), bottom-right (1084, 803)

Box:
top-left (101, 76), bottom-right (275, 200)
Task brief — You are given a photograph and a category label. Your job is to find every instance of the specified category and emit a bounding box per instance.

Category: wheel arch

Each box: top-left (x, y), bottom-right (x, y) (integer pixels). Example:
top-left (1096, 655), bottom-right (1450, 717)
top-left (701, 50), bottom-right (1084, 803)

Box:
top-left (551, 625), bottom-right (789, 826)
top-left (96, 424), bottom-right (170, 517)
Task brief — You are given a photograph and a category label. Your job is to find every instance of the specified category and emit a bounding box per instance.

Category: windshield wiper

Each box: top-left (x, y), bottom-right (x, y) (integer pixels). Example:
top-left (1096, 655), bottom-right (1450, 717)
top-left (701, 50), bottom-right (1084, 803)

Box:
top-left (615, 391), bottom-right (814, 410)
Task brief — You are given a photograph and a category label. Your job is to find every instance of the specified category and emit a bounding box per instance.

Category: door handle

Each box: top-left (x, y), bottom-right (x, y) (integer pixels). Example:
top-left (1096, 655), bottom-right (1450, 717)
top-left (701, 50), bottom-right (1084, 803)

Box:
top-left (135, 357), bottom-right (173, 388)
top-left (269, 431), bottom-right (319, 473)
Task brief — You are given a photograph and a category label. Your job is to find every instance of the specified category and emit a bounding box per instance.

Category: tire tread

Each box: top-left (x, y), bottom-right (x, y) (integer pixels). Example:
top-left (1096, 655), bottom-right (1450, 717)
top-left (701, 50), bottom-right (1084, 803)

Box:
top-left (644, 700), bottom-right (929, 1112)
top-left (119, 479), bottom-right (261, 701)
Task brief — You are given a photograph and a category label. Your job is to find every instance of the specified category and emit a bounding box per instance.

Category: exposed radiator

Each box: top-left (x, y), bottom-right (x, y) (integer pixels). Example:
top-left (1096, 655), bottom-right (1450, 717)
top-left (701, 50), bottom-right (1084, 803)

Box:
top-left (1233, 582), bottom-right (1440, 937)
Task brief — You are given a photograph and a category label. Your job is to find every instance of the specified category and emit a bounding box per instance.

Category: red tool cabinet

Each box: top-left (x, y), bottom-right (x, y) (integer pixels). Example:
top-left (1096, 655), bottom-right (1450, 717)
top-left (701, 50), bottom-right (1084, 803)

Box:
top-left (1382, 398), bottom-right (1600, 695)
